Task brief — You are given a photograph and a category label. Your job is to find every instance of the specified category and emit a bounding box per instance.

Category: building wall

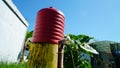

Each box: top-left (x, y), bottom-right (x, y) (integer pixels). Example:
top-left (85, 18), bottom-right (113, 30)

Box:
top-left (0, 0), bottom-right (28, 62)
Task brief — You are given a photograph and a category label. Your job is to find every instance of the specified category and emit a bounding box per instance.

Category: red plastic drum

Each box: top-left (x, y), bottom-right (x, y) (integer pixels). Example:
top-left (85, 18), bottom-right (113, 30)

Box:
top-left (32, 7), bottom-right (65, 44)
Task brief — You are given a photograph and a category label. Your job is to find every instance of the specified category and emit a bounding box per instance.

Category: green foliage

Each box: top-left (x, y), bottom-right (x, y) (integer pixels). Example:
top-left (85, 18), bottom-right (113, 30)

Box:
top-left (69, 34), bottom-right (93, 43)
top-left (25, 30), bottom-right (33, 41)
top-left (64, 34), bottom-right (95, 68)
top-left (0, 62), bottom-right (27, 68)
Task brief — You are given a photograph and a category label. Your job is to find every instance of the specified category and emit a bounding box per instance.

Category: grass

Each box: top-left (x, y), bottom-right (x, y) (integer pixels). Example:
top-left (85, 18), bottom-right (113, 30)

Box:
top-left (0, 62), bottom-right (27, 68)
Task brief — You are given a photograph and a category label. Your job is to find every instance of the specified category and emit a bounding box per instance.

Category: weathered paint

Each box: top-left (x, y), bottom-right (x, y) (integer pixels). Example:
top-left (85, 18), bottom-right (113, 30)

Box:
top-left (28, 43), bottom-right (58, 68)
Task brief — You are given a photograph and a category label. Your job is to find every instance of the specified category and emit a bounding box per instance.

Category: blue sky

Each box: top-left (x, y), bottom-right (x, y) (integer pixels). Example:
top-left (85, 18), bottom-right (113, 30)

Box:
top-left (13, 0), bottom-right (120, 42)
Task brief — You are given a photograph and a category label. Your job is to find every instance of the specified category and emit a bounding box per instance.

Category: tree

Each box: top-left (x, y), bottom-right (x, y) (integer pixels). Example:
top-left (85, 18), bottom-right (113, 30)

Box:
top-left (19, 30), bottom-right (33, 62)
top-left (25, 31), bottom-right (33, 41)
top-left (63, 34), bottom-right (98, 68)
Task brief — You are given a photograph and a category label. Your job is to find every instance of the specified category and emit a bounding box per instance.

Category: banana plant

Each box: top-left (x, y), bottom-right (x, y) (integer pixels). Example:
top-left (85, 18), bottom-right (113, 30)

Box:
top-left (63, 34), bottom-right (98, 68)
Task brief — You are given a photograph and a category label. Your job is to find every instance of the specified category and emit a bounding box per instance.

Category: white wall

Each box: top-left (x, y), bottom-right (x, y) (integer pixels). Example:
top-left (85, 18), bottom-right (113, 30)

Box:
top-left (0, 0), bottom-right (28, 62)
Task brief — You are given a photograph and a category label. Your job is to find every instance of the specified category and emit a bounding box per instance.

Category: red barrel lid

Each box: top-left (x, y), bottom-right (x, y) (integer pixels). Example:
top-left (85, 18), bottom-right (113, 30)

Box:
top-left (32, 7), bottom-right (65, 44)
